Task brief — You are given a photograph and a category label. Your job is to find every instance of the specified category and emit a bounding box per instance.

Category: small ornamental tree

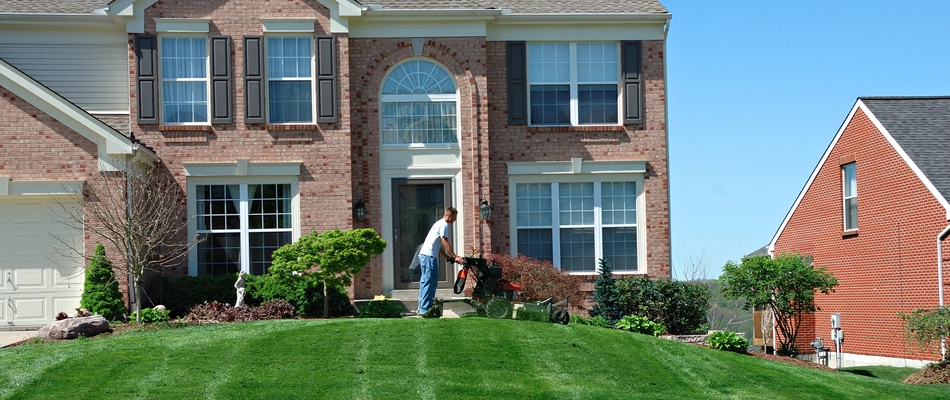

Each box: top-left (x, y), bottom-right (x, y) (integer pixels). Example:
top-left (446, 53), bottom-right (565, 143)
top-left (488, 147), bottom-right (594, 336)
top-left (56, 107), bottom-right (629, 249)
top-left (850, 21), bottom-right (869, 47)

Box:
top-left (721, 253), bottom-right (838, 356)
top-left (80, 244), bottom-right (126, 322)
top-left (269, 228), bottom-right (386, 318)
top-left (899, 306), bottom-right (950, 360)
top-left (590, 258), bottom-right (624, 325)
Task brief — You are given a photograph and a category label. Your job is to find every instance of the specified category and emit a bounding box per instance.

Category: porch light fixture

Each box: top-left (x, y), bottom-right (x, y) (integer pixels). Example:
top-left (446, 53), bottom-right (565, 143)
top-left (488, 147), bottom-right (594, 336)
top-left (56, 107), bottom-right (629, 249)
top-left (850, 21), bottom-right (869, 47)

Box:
top-left (354, 199), bottom-right (366, 222)
top-left (479, 200), bottom-right (492, 221)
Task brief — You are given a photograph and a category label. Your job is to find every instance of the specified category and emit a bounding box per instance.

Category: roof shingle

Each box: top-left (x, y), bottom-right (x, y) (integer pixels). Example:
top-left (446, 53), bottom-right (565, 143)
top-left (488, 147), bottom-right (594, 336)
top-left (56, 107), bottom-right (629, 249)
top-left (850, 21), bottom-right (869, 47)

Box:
top-left (0, 0), bottom-right (106, 14)
top-left (358, 0), bottom-right (668, 14)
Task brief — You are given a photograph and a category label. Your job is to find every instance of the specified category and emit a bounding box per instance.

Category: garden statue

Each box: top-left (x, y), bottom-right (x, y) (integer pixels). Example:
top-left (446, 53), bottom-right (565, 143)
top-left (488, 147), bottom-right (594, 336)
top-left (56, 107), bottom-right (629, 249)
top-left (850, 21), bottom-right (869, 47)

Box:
top-left (235, 271), bottom-right (246, 308)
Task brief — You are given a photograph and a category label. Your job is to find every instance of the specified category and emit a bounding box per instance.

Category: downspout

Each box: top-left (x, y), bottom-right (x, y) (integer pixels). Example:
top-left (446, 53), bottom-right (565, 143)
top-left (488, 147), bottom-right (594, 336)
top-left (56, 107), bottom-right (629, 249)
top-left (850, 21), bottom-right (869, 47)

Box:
top-left (937, 223), bottom-right (950, 358)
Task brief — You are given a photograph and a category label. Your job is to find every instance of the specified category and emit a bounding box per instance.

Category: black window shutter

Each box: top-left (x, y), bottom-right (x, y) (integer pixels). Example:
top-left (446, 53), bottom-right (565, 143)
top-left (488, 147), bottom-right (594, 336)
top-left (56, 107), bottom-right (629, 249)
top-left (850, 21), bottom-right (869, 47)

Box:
top-left (622, 41), bottom-right (643, 125)
top-left (507, 41), bottom-right (527, 126)
top-left (210, 36), bottom-right (232, 124)
top-left (244, 36), bottom-right (265, 124)
top-left (315, 35), bottom-right (337, 123)
top-left (135, 35), bottom-right (159, 125)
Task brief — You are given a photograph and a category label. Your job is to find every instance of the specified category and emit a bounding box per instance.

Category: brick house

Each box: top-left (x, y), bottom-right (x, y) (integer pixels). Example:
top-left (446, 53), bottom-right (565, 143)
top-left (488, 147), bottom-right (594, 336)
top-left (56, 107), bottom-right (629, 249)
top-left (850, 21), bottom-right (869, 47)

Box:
top-left (1, 0), bottom-right (672, 327)
top-left (771, 97), bottom-right (950, 368)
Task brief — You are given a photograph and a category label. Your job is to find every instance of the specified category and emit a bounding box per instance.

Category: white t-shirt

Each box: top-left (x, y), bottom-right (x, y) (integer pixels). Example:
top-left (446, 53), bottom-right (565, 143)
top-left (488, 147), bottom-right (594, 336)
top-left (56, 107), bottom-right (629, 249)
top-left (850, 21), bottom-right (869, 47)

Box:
top-left (420, 218), bottom-right (449, 257)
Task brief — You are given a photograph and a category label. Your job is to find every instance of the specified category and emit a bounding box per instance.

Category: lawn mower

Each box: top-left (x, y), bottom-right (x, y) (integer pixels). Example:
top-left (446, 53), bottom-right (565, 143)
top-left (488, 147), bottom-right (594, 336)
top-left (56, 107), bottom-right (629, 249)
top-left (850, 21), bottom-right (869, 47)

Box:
top-left (424, 256), bottom-right (570, 324)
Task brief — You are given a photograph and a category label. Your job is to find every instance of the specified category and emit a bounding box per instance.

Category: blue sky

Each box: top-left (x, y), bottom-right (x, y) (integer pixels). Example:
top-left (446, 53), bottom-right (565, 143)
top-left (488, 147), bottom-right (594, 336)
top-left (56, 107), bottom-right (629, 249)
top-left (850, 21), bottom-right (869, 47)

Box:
top-left (663, 0), bottom-right (950, 279)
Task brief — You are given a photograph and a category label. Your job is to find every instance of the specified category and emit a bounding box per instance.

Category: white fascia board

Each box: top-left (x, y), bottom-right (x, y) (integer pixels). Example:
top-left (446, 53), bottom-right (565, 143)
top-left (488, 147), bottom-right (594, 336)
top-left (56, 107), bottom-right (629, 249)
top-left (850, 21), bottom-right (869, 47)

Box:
top-left (183, 161), bottom-right (302, 177)
top-left (155, 18), bottom-right (210, 33)
top-left (0, 58), bottom-right (151, 171)
top-left (348, 9), bottom-right (499, 38)
top-left (106, 0), bottom-right (158, 33)
top-left (316, 0), bottom-right (362, 33)
top-left (768, 99), bottom-right (950, 254)
top-left (488, 14), bottom-right (669, 41)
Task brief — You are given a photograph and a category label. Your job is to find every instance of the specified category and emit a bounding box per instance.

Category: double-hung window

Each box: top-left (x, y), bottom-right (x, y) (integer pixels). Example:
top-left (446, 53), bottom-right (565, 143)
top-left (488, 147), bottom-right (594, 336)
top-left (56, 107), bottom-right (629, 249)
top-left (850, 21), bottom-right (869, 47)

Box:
top-left (514, 178), bottom-right (640, 272)
top-left (267, 36), bottom-right (314, 124)
top-left (160, 37), bottom-right (209, 124)
top-left (195, 183), bottom-right (294, 276)
top-left (842, 162), bottom-right (857, 231)
top-left (528, 42), bottom-right (620, 126)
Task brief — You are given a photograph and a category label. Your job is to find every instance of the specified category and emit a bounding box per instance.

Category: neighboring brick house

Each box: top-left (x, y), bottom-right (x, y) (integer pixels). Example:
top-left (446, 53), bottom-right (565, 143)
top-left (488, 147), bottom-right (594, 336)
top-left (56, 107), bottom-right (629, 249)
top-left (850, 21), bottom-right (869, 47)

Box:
top-left (771, 97), bottom-right (950, 368)
top-left (1, 0), bottom-right (672, 326)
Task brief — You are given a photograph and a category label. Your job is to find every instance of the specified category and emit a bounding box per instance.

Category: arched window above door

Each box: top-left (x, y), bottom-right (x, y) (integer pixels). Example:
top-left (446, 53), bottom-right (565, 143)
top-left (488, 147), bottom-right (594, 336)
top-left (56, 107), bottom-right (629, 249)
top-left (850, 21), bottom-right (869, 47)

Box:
top-left (381, 60), bottom-right (458, 145)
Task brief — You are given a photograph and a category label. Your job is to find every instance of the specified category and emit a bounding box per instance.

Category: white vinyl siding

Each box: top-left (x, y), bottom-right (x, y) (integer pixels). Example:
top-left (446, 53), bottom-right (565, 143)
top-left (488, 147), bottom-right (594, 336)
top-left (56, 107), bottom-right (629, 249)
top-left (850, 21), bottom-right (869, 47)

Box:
top-left (0, 44), bottom-right (129, 112)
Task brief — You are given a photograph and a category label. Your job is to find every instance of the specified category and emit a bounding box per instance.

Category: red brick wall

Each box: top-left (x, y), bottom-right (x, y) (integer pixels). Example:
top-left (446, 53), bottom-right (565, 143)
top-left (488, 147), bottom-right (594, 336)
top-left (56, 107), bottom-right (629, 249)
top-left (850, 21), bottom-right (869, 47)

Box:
top-left (774, 108), bottom-right (946, 361)
top-left (0, 87), bottom-right (136, 304)
top-left (130, 1), bottom-right (358, 284)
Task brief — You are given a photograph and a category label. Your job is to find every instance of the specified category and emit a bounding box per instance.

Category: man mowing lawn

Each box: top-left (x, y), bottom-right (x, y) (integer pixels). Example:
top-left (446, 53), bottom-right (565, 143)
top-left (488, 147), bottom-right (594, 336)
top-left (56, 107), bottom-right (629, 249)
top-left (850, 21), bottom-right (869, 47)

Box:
top-left (417, 207), bottom-right (464, 316)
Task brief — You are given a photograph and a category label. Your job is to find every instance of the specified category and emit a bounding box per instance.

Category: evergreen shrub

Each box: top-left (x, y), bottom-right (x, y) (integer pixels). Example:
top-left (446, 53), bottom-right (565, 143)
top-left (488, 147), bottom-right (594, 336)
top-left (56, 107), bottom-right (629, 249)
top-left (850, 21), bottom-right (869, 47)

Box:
top-left (616, 276), bottom-right (710, 334)
top-left (80, 244), bottom-right (126, 322)
top-left (357, 300), bottom-right (403, 318)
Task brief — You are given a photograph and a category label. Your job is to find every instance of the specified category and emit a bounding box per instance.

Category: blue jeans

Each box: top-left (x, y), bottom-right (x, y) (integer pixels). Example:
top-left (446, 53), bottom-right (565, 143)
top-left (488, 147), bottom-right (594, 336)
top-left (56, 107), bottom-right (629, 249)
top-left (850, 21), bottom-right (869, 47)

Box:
top-left (417, 254), bottom-right (439, 313)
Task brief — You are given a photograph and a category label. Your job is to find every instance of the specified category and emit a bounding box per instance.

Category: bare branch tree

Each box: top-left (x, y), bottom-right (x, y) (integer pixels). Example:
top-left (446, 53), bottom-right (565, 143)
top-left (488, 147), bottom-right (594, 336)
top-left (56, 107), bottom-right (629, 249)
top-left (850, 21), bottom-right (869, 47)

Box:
top-left (52, 158), bottom-right (194, 323)
top-left (675, 251), bottom-right (710, 283)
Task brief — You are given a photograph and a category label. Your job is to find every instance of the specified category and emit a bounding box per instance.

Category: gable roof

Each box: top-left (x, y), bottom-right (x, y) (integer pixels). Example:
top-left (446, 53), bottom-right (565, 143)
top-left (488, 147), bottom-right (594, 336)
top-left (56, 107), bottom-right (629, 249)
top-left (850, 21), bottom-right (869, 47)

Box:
top-left (358, 0), bottom-right (668, 14)
top-left (769, 96), bottom-right (950, 255)
top-left (0, 0), bottom-right (107, 14)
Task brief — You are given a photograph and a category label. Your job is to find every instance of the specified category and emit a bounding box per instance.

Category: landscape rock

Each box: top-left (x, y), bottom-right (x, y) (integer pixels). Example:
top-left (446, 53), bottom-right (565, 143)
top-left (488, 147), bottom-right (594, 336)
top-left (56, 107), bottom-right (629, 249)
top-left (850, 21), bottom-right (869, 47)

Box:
top-left (38, 315), bottom-right (111, 340)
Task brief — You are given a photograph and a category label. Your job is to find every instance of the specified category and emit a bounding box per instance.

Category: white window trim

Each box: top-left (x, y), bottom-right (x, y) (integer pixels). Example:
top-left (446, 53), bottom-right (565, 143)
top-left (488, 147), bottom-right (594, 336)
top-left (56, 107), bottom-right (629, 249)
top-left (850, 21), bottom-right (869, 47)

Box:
top-left (527, 42), bottom-right (621, 127)
top-left (842, 162), bottom-right (857, 232)
top-left (158, 34), bottom-right (212, 126)
top-left (507, 158), bottom-right (647, 274)
top-left (155, 18), bottom-right (211, 33)
top-left (185, 161), bottom-right (302, 276)
top-left (379, 57), bottom-right (461, 148)
top-left (264, 34), bottom-right (317, 125)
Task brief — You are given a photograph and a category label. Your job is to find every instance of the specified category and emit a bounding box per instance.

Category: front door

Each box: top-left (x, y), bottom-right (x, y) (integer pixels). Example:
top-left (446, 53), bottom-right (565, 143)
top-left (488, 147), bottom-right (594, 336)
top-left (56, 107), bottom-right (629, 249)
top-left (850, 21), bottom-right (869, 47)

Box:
top-left (392, 179), bottom-right (453, 290)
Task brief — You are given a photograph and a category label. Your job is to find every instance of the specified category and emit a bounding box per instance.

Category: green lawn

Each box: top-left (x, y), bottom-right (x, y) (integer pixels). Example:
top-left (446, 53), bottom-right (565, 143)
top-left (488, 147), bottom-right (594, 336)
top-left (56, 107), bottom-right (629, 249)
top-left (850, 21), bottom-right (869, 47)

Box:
top-left (1, 318), bottom-right (946, 399)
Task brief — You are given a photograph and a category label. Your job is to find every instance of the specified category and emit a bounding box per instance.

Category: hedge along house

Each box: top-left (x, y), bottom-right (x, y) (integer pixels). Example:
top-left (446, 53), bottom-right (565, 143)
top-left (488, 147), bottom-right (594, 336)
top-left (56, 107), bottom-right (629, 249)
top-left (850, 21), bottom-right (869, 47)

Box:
top-left (0, 0), bottom-right (672, 326)
top-left (770, 97), bottom-right (950, 368)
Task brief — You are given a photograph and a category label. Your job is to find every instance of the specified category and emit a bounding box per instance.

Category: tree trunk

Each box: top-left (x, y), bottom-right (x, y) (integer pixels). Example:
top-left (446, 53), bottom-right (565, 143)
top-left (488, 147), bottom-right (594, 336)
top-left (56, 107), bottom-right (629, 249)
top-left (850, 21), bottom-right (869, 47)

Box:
top-left (322, 282), bottom-right (329, 319)
top-left (134, 276), bottom-right (143, 324)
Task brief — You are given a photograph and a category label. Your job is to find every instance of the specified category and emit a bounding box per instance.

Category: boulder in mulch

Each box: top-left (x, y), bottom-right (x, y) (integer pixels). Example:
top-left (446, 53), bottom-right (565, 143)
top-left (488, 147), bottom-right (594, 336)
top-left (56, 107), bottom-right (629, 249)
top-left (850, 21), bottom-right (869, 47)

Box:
top-left (39, 315), bottom-right (111, 340)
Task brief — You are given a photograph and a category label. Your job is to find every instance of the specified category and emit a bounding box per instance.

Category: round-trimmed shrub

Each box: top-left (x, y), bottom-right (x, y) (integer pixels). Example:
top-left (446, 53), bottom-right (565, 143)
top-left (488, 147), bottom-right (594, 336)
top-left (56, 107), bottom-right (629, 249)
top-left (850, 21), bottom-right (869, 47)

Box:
top-left (358, 300), bottom-right (403, 318)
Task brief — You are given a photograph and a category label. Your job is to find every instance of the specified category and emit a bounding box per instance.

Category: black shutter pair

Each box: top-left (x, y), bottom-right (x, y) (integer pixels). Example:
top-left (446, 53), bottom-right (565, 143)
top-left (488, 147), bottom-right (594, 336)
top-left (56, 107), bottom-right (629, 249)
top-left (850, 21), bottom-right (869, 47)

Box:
top-left (506, 41), bottom-right (643, 126)
top-left (135, 35), bottom-right (232, 125)
top-left (244, 35), bottom-right (337, 124)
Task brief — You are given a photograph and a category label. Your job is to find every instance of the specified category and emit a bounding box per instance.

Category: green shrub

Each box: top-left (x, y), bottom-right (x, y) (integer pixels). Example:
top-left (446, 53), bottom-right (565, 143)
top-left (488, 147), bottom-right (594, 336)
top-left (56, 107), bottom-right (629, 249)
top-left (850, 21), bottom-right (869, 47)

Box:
top-left (515, 307), bottom-right (550, 322)
top-left (489, 254), bottom-right (586, 309)
top-left (615, 315), bottom-right (666, 336)
top-left (616, 276), bottom-right (710, 334)
top-left (358, 300), bottom-right (403, 318)
top-left (570, 314), bottom-right (612, 328)
top-left (161, 273), bottom-right (240, 318)
top-left (129, 307), bottom-right (170, 324)
top-left (246, 274), bottom-right (353, 318)
top-left (706, 331), bottom-right (749, 354)
top-left (590, 258), bottom-right (624, 325)
top-left (80, 244), bottom-right (127, 322)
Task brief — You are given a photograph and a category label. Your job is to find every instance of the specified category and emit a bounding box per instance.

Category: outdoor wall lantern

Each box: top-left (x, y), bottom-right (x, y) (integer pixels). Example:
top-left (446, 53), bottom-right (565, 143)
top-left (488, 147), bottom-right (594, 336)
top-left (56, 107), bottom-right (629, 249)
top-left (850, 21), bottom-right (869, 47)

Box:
top-left (479, 200), bottom-right (492, 221)
top-left (354, 199), bottom-right (366, 222)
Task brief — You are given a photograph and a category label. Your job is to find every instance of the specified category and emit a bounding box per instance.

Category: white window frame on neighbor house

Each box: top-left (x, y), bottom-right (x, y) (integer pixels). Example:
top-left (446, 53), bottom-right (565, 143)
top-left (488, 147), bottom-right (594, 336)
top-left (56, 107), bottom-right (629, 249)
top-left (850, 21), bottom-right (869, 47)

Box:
top-left (380, 58), bottom-right (460, 147)
top-left (156, 19), bottom-right (211, 125)
top-left (842, 162), bottom-right (857, 231)
top-left (265, 34), bottom-right (316, 124)
top-left (508, 159), bottom-right (646, 274)
top-left (185, 161), bottom-right (301, 276)
top-left (527, 42), bottom-right (621, 126)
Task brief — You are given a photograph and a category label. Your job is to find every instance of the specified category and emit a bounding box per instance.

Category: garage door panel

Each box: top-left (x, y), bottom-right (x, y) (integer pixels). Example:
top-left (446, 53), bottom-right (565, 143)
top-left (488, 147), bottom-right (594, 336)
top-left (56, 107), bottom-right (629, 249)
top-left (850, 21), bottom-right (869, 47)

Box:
top-left (13, 267), bottom-right (45, 287)
top-left (53, 297), bottom-right (81, 316)
top-left (11, 297), bottom-right (46, 321)
top-left (52, 266), bottom-right (84, 288)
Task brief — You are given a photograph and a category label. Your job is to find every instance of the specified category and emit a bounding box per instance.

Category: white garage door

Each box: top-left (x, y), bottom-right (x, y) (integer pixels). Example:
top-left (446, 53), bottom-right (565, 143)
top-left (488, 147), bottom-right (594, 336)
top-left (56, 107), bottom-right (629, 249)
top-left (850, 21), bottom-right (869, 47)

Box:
top-left (0, 196), bottom-right (84, 328)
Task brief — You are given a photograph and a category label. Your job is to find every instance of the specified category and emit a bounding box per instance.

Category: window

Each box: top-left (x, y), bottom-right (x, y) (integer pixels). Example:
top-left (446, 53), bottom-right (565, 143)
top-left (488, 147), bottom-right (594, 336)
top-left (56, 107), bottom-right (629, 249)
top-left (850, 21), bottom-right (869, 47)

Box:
top-left (381, 60), bottom-right (458, 145)
top-left (267, 36), bottom-right (313, 124)
top-left (842, 163), bottom-right (857, 231)
top-left (528, 43), bottom-right (619, 126)
top-left (195, 183), bottom-right (294, 276)
top-left (515, 181), bottom-right (639, 272)
top-left (160, 37), bottom-right (209, 124)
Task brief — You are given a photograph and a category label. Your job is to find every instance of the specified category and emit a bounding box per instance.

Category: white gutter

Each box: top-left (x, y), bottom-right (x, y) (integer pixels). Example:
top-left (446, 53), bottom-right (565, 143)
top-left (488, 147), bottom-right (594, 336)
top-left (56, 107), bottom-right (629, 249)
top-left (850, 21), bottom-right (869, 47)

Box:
top-left (937, 223), bottom-right (950, 358)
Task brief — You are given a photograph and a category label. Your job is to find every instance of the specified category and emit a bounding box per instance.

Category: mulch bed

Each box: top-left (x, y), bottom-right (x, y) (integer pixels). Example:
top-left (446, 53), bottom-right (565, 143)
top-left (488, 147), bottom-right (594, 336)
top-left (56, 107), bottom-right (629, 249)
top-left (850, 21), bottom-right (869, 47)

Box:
top-left (904, 362), bottom-right (950, 384)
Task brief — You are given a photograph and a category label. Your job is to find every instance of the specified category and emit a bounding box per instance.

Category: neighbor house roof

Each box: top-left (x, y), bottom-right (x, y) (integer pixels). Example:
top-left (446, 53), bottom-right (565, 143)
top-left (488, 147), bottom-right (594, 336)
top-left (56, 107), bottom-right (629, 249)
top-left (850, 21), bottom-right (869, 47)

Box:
top-left (357, 0), bottom-right (668, 14)
top-left (769, 96), bottom-right (950, 254)
top-left (861, 97), bottom-right (950, 204)
top-left (0, 0), bottom-right (107, 14)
